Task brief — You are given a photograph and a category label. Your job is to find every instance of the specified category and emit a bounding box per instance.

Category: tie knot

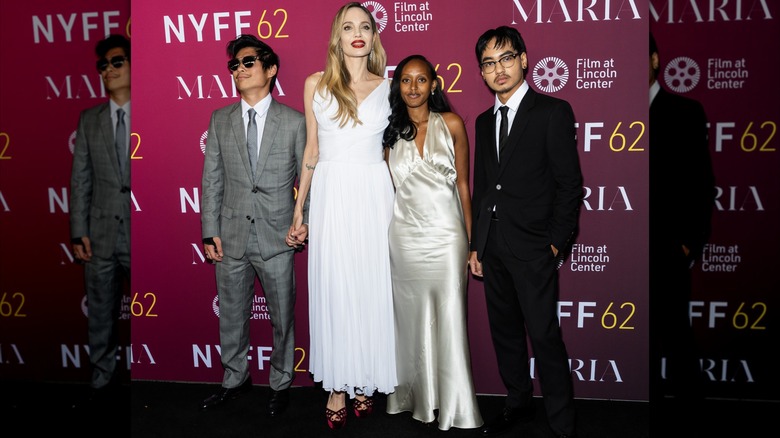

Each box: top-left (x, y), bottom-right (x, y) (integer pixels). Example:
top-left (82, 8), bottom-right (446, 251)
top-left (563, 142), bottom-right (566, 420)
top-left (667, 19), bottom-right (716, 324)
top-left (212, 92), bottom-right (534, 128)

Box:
top-left (499, 105), bottom-right (509, 117)
top-left (248, 108), bottom-right (257, 119)
top-left (117, 108), bottom-right (125, 118)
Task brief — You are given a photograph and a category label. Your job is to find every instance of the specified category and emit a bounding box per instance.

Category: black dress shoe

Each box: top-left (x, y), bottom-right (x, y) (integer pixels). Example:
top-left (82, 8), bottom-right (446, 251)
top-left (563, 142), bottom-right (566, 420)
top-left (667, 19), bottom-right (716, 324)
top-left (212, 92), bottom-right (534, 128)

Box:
top-left (199, 377), bottom-right (253, 411)
top-left (267, 388), bottom-right (290, 416)
top-left (480, 405), bottom-right (535, 436)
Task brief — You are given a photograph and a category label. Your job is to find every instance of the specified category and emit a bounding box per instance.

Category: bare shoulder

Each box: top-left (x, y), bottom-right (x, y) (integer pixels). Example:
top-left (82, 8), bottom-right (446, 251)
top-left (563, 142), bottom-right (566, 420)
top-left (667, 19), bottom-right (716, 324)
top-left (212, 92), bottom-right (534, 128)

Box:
top-left (441, 111), bottom-right (466, 130)
top-left (439, 112), bottom-right (468, 144)
top-left (305, 72), bottom-right (324, 87)
top-left (440, 111), bottom-right (464, 123)
top-left (304, 72), bottom-right (325, 101)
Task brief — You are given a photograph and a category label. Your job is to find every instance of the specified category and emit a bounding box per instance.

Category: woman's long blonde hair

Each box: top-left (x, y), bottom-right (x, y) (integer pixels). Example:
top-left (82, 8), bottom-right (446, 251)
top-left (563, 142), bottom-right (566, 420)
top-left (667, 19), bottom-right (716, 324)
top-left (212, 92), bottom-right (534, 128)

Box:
top-left (318, 2), bottom-right (387, 127)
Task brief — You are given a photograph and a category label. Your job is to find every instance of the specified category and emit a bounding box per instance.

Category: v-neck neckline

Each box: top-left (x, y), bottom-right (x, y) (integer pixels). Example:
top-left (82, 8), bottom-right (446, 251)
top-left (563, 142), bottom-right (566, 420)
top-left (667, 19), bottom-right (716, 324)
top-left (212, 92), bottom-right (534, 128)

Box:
top-left (356, 79), bottom-right (385, 109)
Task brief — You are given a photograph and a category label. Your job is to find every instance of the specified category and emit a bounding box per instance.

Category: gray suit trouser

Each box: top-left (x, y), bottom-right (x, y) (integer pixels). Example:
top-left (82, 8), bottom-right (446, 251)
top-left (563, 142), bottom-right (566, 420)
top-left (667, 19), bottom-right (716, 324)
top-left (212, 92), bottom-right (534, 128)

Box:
top-left (215, 227), bottom-right (296, 390)
top-left (85, 224), bottom-right (130, 389)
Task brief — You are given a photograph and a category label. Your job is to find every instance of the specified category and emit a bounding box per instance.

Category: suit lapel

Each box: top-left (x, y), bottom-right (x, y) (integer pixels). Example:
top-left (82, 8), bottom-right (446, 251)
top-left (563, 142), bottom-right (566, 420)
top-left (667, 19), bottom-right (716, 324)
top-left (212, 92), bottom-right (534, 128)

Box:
top-left (497, 88), bottom-right (536, 176)
top-left (98, 104), bottom-right (122, 181)
top-left (255, 100), bottom-right (279, 179)
top-left (229, 103), bottom-right (253, 180)
top-left (479, 114), bottom-right (500, 169)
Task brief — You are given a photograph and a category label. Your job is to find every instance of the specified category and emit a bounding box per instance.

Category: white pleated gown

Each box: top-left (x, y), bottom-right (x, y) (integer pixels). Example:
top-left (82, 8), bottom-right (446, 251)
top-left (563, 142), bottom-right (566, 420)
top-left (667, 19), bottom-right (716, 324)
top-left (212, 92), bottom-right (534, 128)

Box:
top-left (307, 80), bottom-right (397, 398)
top-left (385, 112), bottom-right (483, 430)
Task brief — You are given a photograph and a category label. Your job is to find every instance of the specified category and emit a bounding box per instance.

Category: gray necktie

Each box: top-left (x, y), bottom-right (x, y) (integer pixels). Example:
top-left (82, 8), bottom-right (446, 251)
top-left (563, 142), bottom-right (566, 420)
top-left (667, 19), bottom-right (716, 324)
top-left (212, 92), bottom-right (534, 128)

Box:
top-left (498, 105), bottom-right (509, 155)
top-left (115, 108), bottom-right (127, 176)
top-left (247, 108), bottom-right (258, 178)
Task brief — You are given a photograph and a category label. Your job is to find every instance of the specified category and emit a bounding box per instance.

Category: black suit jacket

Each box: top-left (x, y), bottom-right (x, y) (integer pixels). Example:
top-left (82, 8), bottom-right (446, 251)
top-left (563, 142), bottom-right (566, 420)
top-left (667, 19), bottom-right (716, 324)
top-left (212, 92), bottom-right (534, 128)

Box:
top-left (649, 87), bottom-right (715, 260)
top-left (471, 87), bottom-right (583, 261)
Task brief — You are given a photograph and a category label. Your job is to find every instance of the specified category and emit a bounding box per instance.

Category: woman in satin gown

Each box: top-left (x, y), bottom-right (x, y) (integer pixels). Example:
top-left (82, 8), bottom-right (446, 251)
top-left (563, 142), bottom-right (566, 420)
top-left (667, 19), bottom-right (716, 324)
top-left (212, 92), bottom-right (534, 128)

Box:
top-left (382, 55), bottom-right (483, 431)
top-left (289, 2), bottom-right (396, 431)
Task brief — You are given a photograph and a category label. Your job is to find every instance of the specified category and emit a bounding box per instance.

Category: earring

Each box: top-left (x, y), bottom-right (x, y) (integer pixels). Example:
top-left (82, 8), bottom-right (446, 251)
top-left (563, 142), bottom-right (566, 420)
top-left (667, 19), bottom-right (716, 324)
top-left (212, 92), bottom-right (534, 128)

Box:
top-left (431, 89), bottom-right (435, 95)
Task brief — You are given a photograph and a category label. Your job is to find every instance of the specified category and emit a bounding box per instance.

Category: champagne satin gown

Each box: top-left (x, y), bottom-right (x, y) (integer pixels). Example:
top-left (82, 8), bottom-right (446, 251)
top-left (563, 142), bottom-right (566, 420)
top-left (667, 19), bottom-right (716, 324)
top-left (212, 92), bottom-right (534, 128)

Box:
top-left (385, 112), bottom-right (483, 430)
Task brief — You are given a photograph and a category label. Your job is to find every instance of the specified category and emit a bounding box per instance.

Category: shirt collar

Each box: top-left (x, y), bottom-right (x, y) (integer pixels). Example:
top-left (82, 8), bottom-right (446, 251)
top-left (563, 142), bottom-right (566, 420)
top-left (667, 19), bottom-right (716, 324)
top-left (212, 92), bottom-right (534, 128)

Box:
top-left (241, 93), bottom-right (273, 118)
top-left (109, 99), bottom-right (130, 116)
top-left (650, 80), bottom-right (660, 106)
top-left (494, 81), bottom-right (529, 115)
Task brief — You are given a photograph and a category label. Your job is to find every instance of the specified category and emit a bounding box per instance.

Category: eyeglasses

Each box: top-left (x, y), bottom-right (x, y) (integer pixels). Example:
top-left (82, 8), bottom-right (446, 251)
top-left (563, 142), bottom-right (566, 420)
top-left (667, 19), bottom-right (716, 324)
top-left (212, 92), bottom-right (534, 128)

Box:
top-left (96, 55), bottom-right (128, 72)
top-left (480, 52), bottom-right (520, 74)
top-left (228, 55), bottom-right (261, 72)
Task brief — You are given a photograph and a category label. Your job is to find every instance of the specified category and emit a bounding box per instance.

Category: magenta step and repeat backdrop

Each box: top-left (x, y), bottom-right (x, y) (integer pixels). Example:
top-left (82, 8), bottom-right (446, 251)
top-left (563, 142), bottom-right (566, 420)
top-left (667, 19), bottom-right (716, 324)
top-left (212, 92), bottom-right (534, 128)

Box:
top-left (0, 0), bottom-right (776, 403)
top-left (128, 0), bottom-right (648, 401)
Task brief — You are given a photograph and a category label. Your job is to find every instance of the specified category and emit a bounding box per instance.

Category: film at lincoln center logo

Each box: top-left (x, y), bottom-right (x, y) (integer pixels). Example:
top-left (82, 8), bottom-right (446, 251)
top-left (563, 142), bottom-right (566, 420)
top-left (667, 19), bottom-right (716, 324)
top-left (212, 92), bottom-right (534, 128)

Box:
top-left (362, 1), bottom-right (388, 33)
top-left (532, 56), bottom-right (569, 93)
top-left (664, 56), bottom-right (701, 93)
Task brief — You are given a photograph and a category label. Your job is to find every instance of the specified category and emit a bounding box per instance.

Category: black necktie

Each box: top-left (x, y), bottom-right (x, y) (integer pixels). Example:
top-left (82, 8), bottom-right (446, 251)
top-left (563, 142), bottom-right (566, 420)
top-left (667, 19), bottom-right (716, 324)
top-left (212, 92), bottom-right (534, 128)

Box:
top-left (498, 105), bottom-right (509, 154)
top-left (115, 108), bottom-right (126, 176)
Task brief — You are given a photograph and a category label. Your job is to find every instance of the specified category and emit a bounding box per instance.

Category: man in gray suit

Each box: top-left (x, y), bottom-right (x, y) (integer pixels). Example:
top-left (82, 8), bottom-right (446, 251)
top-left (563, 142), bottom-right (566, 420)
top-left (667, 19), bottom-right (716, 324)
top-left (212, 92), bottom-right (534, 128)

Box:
top-left (70, 34), bottom-right (131, 402)
top-left (199, 34), bottom-right (307, 416)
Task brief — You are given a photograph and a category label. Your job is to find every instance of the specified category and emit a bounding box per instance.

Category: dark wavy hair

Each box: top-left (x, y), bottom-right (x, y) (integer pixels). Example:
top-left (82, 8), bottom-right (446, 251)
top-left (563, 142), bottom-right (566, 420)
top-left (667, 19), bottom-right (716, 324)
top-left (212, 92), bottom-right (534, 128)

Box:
top-left (96, 34), bottom-right (130, 60)
top-left (383, 55), bottom-right (451, 149)
top-left (226, 34), bottom-right (280, 92)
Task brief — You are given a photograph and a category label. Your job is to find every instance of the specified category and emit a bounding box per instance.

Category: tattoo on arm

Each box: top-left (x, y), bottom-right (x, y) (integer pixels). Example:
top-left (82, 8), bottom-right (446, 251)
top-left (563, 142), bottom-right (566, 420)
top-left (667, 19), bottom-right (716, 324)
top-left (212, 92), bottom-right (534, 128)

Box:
top-left (305, 163), bottom-right (316, 171)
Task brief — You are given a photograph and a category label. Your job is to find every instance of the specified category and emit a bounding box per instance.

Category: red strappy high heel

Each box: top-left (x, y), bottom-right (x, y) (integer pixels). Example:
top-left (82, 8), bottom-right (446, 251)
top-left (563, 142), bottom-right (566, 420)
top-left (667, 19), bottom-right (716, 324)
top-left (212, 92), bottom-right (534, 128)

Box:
top-left (326, 406), bottom-right (347, 429)
top-left (353, 396), bottom-right (374, 418)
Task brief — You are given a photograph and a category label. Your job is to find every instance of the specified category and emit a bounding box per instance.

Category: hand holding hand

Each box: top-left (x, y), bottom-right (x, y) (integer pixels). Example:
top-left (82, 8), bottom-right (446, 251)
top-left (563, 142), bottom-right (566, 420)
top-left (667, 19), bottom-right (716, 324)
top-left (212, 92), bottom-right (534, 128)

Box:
top-left (287, 224), bottom-right (309, 248)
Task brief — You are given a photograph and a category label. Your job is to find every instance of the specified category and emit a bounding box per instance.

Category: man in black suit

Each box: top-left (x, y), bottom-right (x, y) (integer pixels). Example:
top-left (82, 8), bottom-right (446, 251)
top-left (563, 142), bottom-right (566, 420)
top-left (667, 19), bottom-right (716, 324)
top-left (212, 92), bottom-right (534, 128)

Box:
top-left (469, 26), bottom-right (582, 438)
top-left (648, 32), bottom-right (715, 427)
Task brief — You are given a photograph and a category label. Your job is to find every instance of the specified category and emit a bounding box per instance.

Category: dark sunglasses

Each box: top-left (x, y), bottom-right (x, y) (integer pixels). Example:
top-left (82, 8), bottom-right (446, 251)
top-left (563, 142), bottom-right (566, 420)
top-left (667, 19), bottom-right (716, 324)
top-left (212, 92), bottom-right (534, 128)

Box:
top-left (228, 55), bottom-right (261, 72)
top-left (97, 55), bottom-right (128, 72)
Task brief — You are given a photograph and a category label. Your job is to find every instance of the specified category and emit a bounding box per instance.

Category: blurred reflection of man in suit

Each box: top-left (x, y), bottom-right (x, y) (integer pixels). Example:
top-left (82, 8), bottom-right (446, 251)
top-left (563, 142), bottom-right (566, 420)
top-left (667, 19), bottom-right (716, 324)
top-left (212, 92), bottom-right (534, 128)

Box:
top-left (199, 34), bottom-right (306, 416)
top-left (70, 34), bottom-right (131, 404)
top-left (649, 32), bottom-right (716, 429)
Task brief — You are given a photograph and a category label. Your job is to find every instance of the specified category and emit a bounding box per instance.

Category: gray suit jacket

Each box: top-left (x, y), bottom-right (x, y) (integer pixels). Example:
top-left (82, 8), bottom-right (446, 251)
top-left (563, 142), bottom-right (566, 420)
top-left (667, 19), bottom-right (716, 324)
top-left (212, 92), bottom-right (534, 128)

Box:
top-left (70, 102), bottom-right (131, 259)
top-left (201, 99), bottom-right (307, 260)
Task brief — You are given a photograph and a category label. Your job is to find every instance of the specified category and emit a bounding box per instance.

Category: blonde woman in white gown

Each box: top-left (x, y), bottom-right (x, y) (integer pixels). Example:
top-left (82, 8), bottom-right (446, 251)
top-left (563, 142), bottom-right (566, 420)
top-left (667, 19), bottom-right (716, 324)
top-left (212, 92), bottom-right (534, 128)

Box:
top-left (288, 2), bottom-right (396, 431)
